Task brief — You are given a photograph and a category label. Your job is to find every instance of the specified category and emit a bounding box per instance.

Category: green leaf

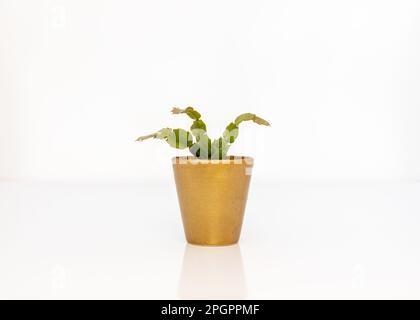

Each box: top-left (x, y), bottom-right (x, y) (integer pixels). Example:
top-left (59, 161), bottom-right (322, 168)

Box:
top-left (167, 128), bottom-right (193, 149)
top-left (223, 122), bottom-right (239, 143)
top-left (189, 134), bottom-right (212, 159)
top-left (211, 137), bottom-right (230, 160)
top-left (136, 127), bottom-right (172, 142)
top-left (136, 133), bottom-right (156, 142)
top-left (190, 119), bottom-right (207, 138)
top-left (189, 143), bottom-right (200, 158)
top-left (234, 113), bottom-right (271, 126)
top-left (155, 128), bottom-right (173, 140)
top-left (171, 106), bottom-right (201, 120)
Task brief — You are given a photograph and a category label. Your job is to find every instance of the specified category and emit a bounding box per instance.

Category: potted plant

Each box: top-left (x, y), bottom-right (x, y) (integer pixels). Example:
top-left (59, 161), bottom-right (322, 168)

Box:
top-left (136, 107), bottom-right (270, 246)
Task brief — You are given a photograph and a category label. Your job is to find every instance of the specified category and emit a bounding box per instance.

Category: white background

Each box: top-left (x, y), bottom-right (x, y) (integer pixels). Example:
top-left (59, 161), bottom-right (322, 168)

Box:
top-left (1, 0), bottom-right (420, 299)
top-left (1, 0), bottom-right (420, 182)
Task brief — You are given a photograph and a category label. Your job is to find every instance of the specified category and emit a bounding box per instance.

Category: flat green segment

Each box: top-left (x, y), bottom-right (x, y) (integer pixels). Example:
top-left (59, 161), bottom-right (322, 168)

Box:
top-left (211, 137), bottom-right (230, 160)
top-left (234, 113), bottom-right (271, 126)
top-left (155, 128), bottom-right (173, 140)
top-left (190, 119), bottom-right (207, 137)
top-left (189, 134), bottom-right (212, 159)
top-left (135, 133), bottom-right (156, 142)
top-left (136, 127), bottom-right (192, 150)
top-left (190, 136), bottom-right (230, 160)
top-left (167, 128), bottom-right (193, 149)
top-left (223, 122), bottom-right (239, 143)
top-left (136, 127), bottom-right (172, 142)
top-left (171, 107), bottom-right (201, 120)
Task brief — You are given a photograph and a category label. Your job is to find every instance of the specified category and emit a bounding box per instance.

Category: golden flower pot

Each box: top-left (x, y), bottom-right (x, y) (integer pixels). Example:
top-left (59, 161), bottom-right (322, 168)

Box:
top-left (172, 156), bottom-right (253, 246)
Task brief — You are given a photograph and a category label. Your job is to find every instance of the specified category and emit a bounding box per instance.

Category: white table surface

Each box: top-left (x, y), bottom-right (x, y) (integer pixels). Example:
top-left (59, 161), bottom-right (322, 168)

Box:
top-left (0, 179), bottom-right (419, 299)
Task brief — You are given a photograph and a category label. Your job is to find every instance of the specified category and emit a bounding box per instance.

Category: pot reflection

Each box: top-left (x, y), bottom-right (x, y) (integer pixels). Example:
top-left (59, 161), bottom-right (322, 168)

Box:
top-left (178, 244), bottom-right (247, 299)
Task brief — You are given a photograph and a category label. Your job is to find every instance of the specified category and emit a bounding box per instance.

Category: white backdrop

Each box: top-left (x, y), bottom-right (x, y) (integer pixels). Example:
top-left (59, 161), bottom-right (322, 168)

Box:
top-left (1, 0), bottom-right (420, 182)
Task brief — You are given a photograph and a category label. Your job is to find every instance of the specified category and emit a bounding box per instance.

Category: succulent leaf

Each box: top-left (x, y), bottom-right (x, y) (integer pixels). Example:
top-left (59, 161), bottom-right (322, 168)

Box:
top-left (189, 134), bottom-right (212, 159)
top-left (136, 127), bottom-right (172, 142)
top-left (190, 119), bottom-right (207, 138)
top-left (155, 128), bottom-right (173, 140)
top-left (234, 113), bottom-right (271, 126)
top-left (171, 106), bottom-right (201, 120)
top-left (189, 143), bottom-right (200, 158)
top-left (223, 122), bottom-right (239, 143)
top-left (211, 137), bottom-right (230, 160)
top-left (167, 128), bottom-right (193, 149)
top-left (136, 133), bottom-right (156, 142)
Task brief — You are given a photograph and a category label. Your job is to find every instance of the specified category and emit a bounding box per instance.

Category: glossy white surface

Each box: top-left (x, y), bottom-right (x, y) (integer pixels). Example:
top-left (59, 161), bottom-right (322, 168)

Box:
top-left (0, 180), bottom-right (419, 299)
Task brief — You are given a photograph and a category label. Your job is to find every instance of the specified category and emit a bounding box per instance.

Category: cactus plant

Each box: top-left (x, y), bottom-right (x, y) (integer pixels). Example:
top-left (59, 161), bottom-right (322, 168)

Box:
top-left (136, 107), bottom-right (270, 160)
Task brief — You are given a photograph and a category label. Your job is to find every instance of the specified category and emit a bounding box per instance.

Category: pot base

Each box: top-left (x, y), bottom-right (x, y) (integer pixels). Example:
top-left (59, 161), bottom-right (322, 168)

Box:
top-left (186, 241), bottom-right (239, 247)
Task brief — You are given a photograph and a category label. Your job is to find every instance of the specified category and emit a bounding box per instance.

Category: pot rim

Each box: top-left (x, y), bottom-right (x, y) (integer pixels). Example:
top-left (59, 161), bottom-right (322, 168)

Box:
top-left (172, 156), bottom-right (254, 166)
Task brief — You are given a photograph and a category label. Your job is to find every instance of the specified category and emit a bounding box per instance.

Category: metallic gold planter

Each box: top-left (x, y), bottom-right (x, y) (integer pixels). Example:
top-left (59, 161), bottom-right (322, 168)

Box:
top-left (172, 156), bottom-right (253, 246)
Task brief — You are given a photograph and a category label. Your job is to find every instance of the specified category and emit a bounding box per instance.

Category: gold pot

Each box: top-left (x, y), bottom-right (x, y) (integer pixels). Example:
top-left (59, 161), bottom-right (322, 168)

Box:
top-left (172, 156), bottom-right (253, 246)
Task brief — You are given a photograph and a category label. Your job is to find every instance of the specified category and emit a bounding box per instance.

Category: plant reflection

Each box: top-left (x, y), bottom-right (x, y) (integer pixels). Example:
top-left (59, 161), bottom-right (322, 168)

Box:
top-left (178, 244), bottom-right (247, 299)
